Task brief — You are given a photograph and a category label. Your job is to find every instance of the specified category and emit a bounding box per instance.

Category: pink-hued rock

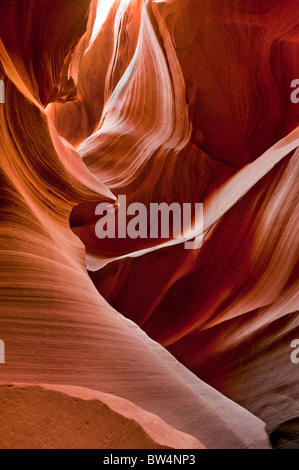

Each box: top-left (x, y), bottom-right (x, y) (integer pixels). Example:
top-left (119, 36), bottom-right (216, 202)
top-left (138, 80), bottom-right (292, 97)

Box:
top-left (68, 0), bottom-right (299, 438)
top-left (0, 384), bottom-right (205, 449)
top-left (0, 26), bottom-right (271, 449)
top-left (0, 0), bottom-right (298, 449)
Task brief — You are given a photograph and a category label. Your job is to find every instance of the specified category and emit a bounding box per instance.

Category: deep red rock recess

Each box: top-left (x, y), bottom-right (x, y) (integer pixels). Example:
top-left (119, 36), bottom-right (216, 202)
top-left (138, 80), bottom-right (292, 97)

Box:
top-left (0, 0), bottom-right (298, 449)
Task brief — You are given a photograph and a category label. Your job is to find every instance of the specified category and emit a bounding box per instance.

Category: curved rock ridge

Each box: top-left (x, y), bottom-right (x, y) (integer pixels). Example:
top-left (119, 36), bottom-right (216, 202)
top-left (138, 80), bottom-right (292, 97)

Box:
top-left (0, 0), bottom-right (298, 449)
top-left (0, 3), bottom-right (271, 448)
top-left (60, 0), bottom-right (298, 441)
top-left (0, 384), bottom-right (205, 449)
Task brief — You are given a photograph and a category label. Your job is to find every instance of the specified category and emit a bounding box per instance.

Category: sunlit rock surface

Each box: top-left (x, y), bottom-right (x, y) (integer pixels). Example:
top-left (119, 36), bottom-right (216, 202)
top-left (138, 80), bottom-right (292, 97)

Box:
top-left (0, 0), bottom-right (298, 449)
top-left (0, 384), bottom-right (205, 449)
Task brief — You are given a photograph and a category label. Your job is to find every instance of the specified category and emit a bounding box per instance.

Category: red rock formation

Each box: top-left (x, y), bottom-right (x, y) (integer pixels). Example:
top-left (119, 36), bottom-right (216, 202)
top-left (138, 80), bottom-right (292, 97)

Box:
top-left (0, 384), bottom-right (205, 449)
top-left (0, 0), bottom-right (298, 449)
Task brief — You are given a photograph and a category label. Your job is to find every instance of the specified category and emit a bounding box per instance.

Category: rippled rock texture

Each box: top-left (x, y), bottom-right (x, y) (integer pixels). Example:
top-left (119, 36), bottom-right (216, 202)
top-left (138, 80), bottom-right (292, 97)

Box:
top-left (0, 0), bottom-right (298, 449)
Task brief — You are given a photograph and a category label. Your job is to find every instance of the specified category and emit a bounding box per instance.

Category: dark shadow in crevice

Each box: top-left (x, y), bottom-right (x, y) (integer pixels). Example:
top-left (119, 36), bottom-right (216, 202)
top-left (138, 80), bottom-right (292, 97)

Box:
top-left (270, 418), bottom-right (299, 449)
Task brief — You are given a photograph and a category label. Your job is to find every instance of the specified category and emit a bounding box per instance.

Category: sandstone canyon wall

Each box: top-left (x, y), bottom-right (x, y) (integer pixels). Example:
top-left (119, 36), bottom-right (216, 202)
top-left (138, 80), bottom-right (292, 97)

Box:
top-left (0, 0), bottom-right (298, 449)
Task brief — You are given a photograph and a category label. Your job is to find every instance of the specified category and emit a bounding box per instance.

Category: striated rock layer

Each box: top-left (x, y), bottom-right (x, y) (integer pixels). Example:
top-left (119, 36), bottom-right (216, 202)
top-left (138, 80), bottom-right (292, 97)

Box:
top-left (0, 0), bottom-right (298, 448)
